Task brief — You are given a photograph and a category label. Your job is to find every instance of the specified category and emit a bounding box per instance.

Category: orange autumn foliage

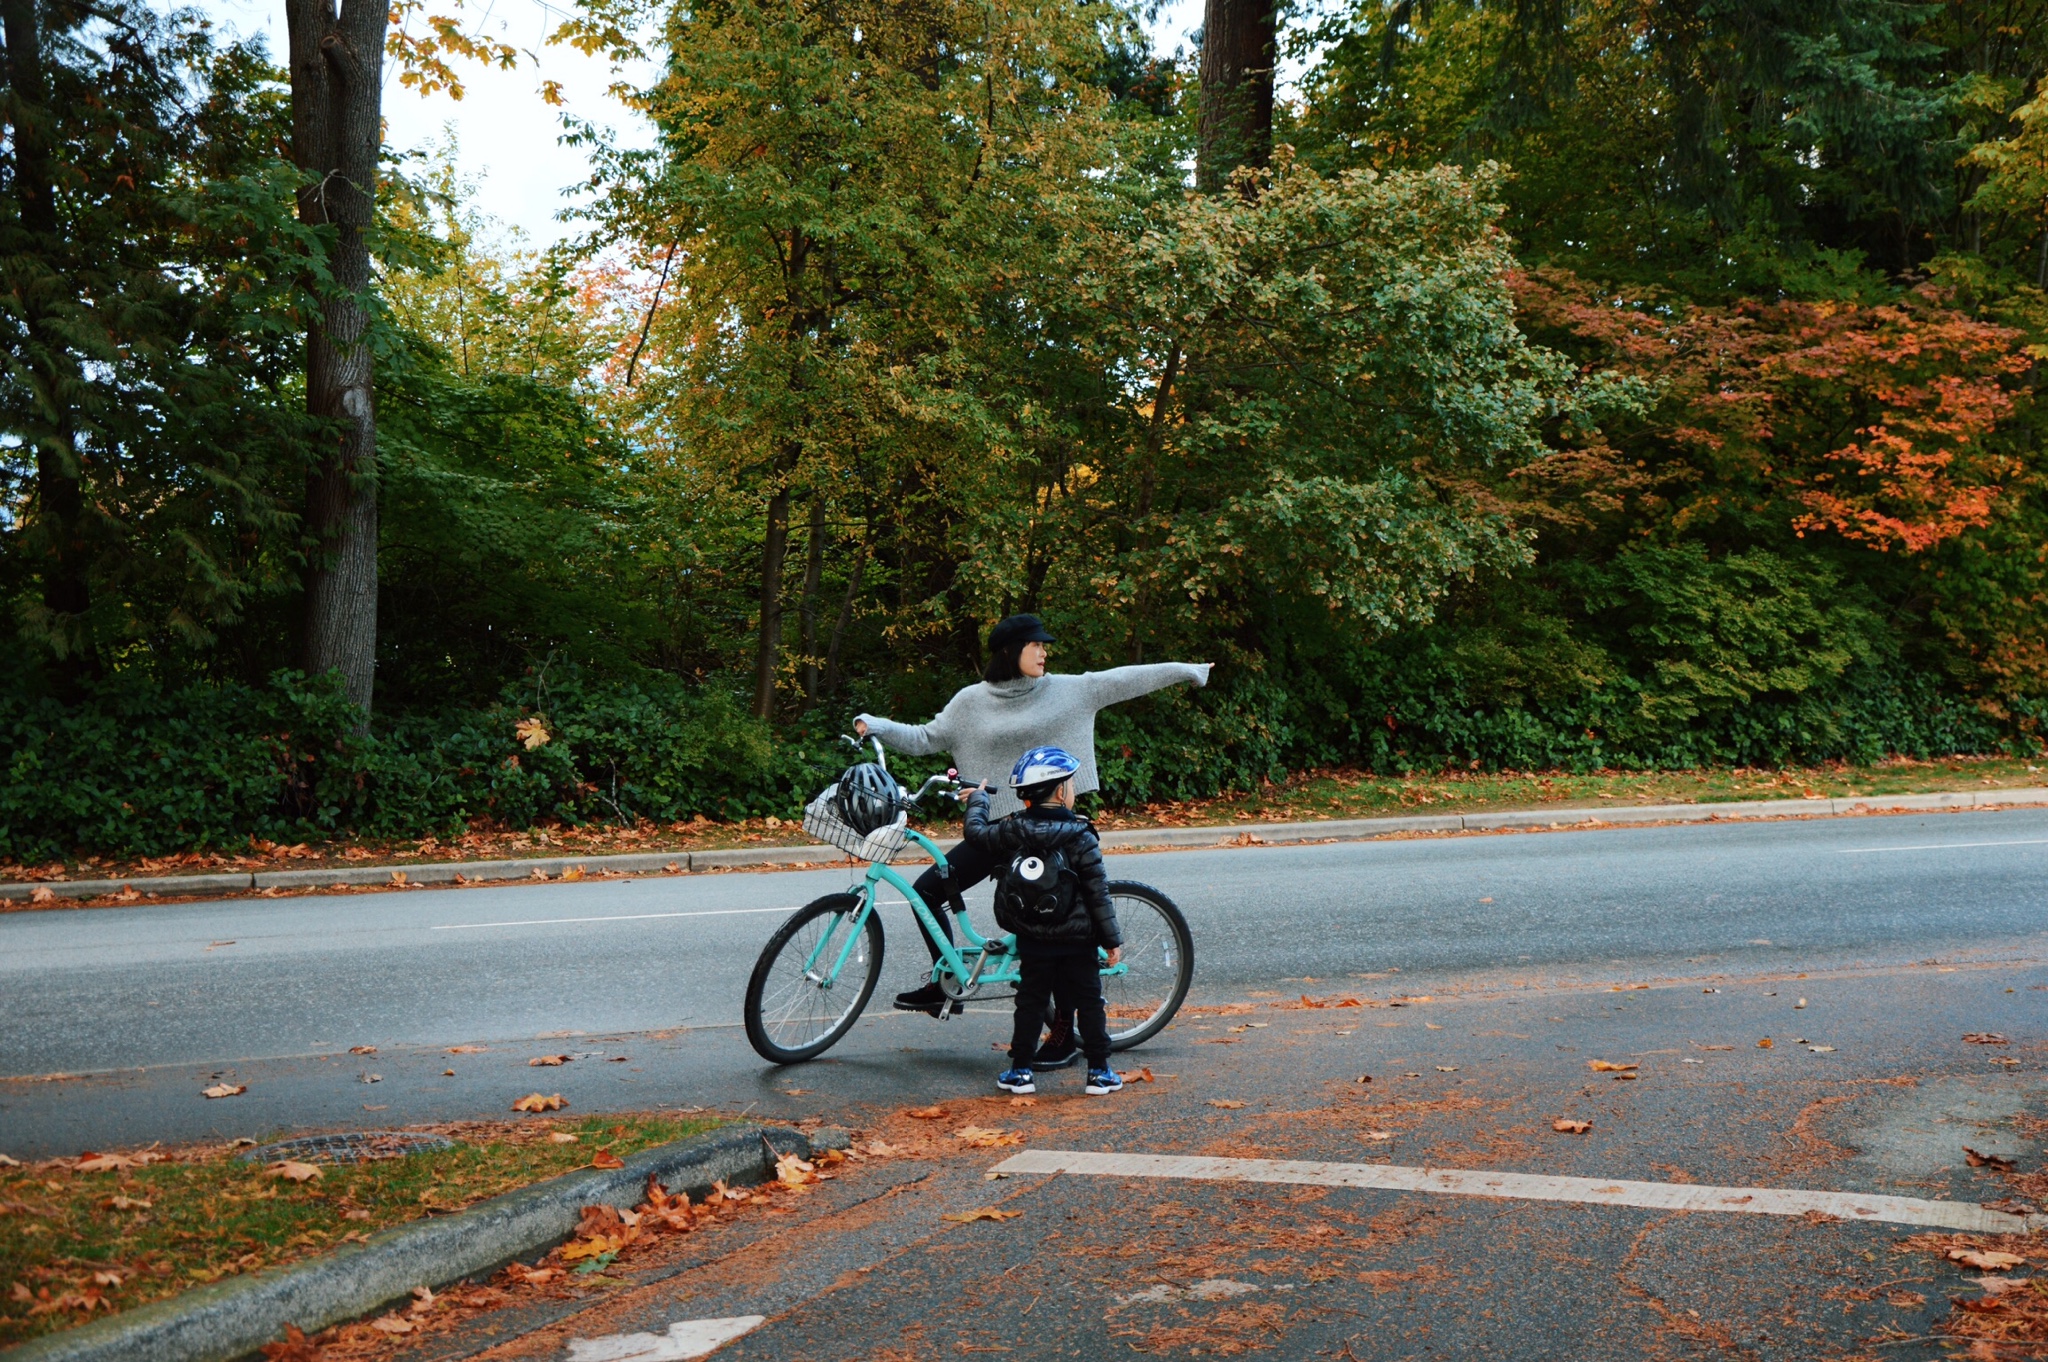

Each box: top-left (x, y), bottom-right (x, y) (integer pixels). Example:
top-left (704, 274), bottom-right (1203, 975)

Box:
top-left (1511, 268), bottom-right (2031, 554)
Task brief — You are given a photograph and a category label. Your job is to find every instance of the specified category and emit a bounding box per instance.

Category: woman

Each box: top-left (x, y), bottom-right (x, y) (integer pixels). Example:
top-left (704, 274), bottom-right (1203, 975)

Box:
top-left (855, 613), bottom-right (1210, 1027)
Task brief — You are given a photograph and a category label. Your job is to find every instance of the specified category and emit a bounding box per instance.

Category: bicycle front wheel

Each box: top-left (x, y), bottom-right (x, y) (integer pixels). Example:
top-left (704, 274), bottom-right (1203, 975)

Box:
top-left (1101, 881), bottom-right (1193, 1051)
top-left (744, 893), bottom-right (885, 1063)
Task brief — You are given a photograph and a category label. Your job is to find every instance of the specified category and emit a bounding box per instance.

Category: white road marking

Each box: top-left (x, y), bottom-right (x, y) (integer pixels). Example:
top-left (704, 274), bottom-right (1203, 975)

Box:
top-left (434, 908), bottom-right (799, 931)
top-left (432, 897), bottom-right (918, 932)
top-left (1835, 837), bottom-right (2048, 855)
top-left (991, 1149), bottom-right (2048, 1234)
top-left (565, 1315), bottom-right (766, 1361)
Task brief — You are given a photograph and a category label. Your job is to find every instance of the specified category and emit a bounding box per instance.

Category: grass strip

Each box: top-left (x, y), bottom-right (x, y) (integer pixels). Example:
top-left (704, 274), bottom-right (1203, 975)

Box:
top-left (0, 1112), bottom-right (720, 1347)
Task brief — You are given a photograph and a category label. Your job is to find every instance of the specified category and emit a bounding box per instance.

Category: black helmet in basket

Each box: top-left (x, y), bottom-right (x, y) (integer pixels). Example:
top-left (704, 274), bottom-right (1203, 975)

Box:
top-left (832, 763), bottom-right (900, 835)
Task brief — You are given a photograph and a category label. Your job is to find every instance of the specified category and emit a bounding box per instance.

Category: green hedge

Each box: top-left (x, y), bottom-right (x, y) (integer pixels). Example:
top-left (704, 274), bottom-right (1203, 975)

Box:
top-left (0, 671), bottom-right (838, 864)
top-left (0, 655), bottom-right (2024, 863)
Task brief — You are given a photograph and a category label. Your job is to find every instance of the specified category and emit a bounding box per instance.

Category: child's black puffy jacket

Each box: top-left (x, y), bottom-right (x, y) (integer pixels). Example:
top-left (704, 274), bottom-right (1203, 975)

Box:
top-left (962, 791), bottom-right (1121, 949)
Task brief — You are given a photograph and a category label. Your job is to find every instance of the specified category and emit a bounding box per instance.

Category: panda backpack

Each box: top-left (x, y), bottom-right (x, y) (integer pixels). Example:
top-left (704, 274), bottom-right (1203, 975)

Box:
top-left (992, 839), bottom-right (1078, 934)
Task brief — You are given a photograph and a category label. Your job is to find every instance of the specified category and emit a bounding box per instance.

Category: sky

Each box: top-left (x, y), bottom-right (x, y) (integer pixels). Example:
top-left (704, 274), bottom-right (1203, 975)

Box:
top-left (192, 0), bottom-right (1211, 249)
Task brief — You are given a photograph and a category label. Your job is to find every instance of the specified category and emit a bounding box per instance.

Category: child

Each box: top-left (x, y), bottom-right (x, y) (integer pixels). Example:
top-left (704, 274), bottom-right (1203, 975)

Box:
top-left (963, 745), bottom-right (1124, 1096)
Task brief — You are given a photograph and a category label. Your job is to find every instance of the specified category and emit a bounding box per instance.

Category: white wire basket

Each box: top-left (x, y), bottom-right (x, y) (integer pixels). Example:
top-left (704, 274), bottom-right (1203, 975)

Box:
top-left (803, 784), bottom-right (909, 864)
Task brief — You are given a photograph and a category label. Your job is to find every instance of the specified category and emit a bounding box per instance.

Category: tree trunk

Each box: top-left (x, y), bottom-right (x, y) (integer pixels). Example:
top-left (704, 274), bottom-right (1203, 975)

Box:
top-left (799, 496), bottom-right (826, 709)
top-left (751, 481), bottom-right (792, 720)
top-left (2, 0), bottom-right (95, 687)
top-left (824, 516), bottom-right (868, 697)
top-left (1197, 0), bottom-right (1276, 193)
top-left (288, 0), bottom-right (384, 720)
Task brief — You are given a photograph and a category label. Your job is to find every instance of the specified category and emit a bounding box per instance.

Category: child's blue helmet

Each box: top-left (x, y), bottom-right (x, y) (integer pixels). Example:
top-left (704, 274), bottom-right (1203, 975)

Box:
top-left (1009, 745), bottom-right (1081, 788)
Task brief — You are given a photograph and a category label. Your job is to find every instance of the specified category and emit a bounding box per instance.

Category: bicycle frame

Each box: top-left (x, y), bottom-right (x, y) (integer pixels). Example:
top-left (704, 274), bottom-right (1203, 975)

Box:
top-left (798, 826), bottom-right (1130, 999)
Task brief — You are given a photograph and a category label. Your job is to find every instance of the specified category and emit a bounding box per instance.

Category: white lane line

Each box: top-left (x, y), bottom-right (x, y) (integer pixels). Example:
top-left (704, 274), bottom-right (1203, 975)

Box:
top-left (1835, 837), bottom-right (2048, 855)
top-left (432, 897), bottom-right (917, 932)
top-left (433, 908), bottom-right (798, 931)
top-left (991, 1150), bottom-right (2048, 1234)
top-left (566, 1316), bottom-right (765, 1361)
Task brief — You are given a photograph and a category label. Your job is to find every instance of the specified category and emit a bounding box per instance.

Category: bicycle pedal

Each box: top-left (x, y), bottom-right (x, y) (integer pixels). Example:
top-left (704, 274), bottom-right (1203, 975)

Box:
top-left (936, 1000), bottom-right (964, 1020)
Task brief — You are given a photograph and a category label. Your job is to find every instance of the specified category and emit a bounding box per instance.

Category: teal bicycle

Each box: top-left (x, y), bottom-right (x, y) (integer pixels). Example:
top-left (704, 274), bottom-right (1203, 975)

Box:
top-left (742, 737), bottom-right (1194, 1064)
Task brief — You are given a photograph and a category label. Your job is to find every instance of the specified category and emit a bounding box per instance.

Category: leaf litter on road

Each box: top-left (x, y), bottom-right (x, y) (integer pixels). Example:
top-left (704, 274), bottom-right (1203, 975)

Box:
top-left (942, 1207), bottom-right (1022, 1223)
top-left (511, 1093), bottom-right (566, 1113)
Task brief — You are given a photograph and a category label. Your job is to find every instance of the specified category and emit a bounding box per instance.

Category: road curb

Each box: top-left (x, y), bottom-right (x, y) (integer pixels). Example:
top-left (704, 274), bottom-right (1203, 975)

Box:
top-left (6, 787), bottom-right (2047, 903)
top-left (3, 1122), bottom-right (819, 1362)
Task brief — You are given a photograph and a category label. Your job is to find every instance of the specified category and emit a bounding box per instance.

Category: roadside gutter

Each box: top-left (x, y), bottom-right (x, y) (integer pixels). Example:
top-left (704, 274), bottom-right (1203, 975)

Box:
top-left (6, 787), bottom-right (2043, 904)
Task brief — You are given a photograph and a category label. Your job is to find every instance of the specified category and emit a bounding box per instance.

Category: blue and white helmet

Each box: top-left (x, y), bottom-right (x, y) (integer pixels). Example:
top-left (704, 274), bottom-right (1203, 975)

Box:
top-left (1009, 745), bottom-right (1080, 789)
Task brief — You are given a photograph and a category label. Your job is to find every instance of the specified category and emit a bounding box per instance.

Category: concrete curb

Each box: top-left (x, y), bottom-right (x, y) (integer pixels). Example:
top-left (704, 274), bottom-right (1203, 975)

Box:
top-left (4, 1122), bottom-right (818, 1362)
top-left (7, 787), bottom-right (2047, 903)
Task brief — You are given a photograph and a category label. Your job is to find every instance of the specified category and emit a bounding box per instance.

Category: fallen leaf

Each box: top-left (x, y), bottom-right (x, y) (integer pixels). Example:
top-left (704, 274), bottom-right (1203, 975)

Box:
top-left (360, 1073), bottom-right (382, 1084)
top-left (941, 1208), bottom-right (1022, 1223)
top-left (903, 1106), bottom-right (949, 1120)
top-left (1128, 1067), bottom-right (1156, 1083)
top-left (29, 886), bottom-right (53, 904)
top-left (389, 870), bottom-right (409, 887)
top-left (1207, 1099), bottom-right (1247, 1109)
top-left (201, 1083), bottom-right (246, 1099)
top-left (1756, 1038), bottom-right (1773, 1049)
top-left (369, 1314), bottom-right (415, 1334)
top-left (515, 717), bottom-right (550, 750)
top-left (1985, 1197), bottom-right (2042, 1216)
top-left (512, 1093), bottom-right (567, 1112)
top-left (1612, 1071), bottom-right (1638, 1081)
top-left (1949, 1248), bottom-right (2028, 1270)
top-left (560, 866), bottom-right (586, 882)
top-left (864, 1141), bottom-right (901, 1157)
top-left (1808, 1045), bottom-right (1836, 1053)
top-left (590, 1148), bottom-right (624, 1170)
top-left (409, 1285), bottom-right (437, 1314)
top-left (1354, 1075), bottom-right (1373, 1084)
top-left (1435, 1066), bottom-right (1459, 1073)
top-left (549, 1132), bottom-right (580, 1144)
top-left (529, 1055), bottom-right (569, 1067)
top-left (446, 1045), bottom-right (486, 1054)
top-left (1696, 1044), bottom-right (1734, 1051)
top-left (74, 1152), bottom-right (146, 1173)
top-left (1963, 1033), bottom-right (2010, 1045)
top-left (1587, 1060), bottom-right (1638, 1073)
top-left (268, 1160), bottom-right (322, 1182)
top-left (1363, 1130), bottom-right (1394, 1140)
top-left (1964, 1147), bottom-right (2016, 1172)
top-left (1884, 1290), bottom-right (1926, 1308)
top-left (502, 1264), bottom-right (562, 1287)
top-left (105, 1195), bottom-right (151, 1210)
top-left (91, 1271), bottom-right (121, 1288)
top-left (0, 1153), bottom-right (17, 1168)
top-left (775, 1153), bottom-right (816, 1186)
top-left (1009, 1096), bottom-right (1037, 1106)
top-left (782, 1088), bottom-right (809, 1096)
top-left (349, 1046), bottom-right (377, 1055)
top-left (1553, 1119), bottom-right (1593, 1133)
top-left (954, 1126), bottom-right (1021, 1148)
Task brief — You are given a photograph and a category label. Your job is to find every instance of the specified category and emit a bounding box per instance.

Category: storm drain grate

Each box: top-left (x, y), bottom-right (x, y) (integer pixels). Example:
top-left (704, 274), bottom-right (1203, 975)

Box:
top-left (239, 1130), bottom-right (456, 1165)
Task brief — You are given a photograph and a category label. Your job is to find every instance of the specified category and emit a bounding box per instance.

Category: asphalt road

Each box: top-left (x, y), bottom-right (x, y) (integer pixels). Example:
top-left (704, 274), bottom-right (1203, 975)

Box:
top-left (5, 808), bottom-right (2046, 1360)
top-left (3, 809), bottom-right (2047, 1153)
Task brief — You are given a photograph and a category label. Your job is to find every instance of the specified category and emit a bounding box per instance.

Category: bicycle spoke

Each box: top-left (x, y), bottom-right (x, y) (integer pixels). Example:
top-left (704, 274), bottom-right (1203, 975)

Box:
top-left (1103, 890), bottom-right (1181, 1042)
top-left (757, 910), bottom-right (875, 1052)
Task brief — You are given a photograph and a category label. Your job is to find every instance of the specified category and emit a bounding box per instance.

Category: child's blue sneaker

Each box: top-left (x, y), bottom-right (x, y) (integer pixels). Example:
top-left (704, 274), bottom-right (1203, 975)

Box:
top-left (1084, 1067), bottom-right (1123, 1095)
top-left (996, 1067), bottom-right (1036, 1094)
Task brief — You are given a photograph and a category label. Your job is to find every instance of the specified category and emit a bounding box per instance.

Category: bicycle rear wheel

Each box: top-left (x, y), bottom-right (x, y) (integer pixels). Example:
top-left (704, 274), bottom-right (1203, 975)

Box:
top-left (1101, 881), bottom-right (1193, 1051)
top-left (744, 893), bottom-right (885, 1063)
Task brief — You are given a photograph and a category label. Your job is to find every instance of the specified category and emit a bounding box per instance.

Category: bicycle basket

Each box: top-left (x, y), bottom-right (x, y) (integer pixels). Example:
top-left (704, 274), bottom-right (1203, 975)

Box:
top-left (804, 783), bottom-right (909, 863)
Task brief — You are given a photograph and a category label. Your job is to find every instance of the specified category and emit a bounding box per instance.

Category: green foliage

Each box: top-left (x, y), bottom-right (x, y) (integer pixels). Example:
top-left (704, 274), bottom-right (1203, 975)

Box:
top-left (0, 670), bottom-right (834, 862)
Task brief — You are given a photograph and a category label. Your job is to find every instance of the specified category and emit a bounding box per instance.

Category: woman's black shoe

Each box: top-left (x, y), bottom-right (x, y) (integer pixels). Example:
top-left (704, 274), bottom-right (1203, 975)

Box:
top-left (893, 982), bottom-right (949, 1014)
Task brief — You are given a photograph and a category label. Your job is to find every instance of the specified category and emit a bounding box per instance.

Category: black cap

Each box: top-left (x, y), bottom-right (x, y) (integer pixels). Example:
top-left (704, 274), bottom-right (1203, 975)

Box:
top-left (986, 614), bottom-right (1056, 657)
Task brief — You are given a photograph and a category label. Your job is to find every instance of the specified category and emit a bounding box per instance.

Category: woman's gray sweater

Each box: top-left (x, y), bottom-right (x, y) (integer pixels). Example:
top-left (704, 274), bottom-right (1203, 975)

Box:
top-left (857, 663), bottom-right (1210, 817)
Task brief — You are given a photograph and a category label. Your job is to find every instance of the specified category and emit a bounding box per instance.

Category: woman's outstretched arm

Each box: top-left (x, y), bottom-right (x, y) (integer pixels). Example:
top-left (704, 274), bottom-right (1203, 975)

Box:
top-left (854, 696), bottom-right (957, 757)
top-left (1073, 662), bottom-right (1212, 708)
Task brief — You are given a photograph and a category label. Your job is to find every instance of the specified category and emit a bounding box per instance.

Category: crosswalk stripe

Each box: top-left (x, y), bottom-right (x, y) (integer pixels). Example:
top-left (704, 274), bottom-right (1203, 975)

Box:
top-left (989, 1149), bottom-right (2046, 1234)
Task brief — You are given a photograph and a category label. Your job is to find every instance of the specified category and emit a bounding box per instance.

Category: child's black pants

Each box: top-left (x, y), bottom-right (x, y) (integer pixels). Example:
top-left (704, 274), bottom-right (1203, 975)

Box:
top-left (1010, 951), bottom-right (1110, 1070)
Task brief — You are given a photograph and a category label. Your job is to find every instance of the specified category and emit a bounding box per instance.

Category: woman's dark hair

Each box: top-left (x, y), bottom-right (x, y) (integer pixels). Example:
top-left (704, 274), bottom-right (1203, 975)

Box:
top-left (983, 641), bottom-right (1025, 683)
